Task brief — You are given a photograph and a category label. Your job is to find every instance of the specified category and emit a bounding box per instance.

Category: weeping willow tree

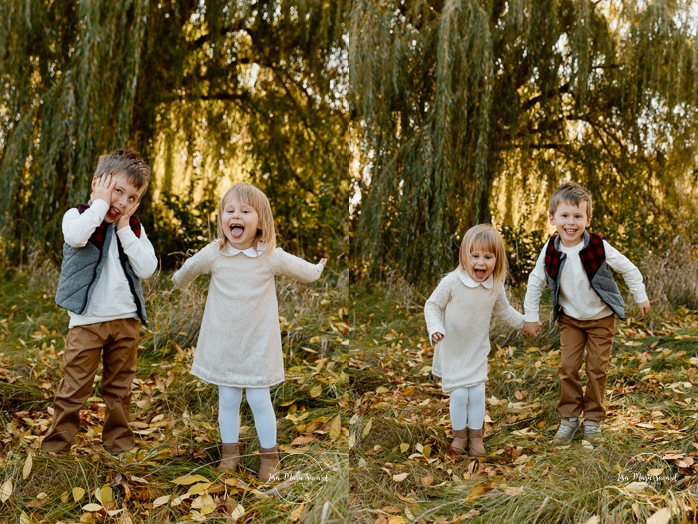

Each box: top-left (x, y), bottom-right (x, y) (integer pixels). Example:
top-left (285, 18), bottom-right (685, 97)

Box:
top-left (350, 0), bottom-right (698, 284)
top-left (0, 0), bottom-right (350, 268)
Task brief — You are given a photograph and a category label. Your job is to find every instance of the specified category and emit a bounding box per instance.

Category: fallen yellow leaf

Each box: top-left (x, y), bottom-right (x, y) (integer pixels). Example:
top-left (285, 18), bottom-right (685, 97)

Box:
top-left (289, 503), bottom-right (305, 521)
top-left (291, 435), bottom-right (317, 446)
top-left (191, 493), bottom-right (215, 511)
top-left (329, 414), bottom-right (342, 440)
top-left (188, 482), bottom-right (212, 495)
top-left (152, 495), bottom-right (170, 508)
top-left (0, 480), bottom-right (12, 503)
top-left (96, 485), bottom-right (113, 504)
top-left (72, 487), bottom-right (86, 502)
top-left (171, 474), bottom-right (210, 485)
top-left (647, 508), bottom-right (673, 524)
top-left (362, 418), bottom-right (373, 438)
top-left (463, 484), bottom-right (487, 502)
top-left (231, 503), bottom-right (245, 521)
top-left (22, 453), bottom-right (32, 480)
top-left (308, 384), bottom-right (323, 398)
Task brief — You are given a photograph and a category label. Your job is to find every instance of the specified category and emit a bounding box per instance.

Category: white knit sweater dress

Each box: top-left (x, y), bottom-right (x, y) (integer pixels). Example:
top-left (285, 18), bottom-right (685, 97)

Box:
top-left (424, 270), bottom-right (525, 393)
top-left (172, 242), bottom-right (324, 388)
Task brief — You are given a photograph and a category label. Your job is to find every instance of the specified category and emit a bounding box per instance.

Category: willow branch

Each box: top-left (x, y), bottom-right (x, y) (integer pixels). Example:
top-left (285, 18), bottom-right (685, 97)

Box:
top-left (522, 83), bottom-right (570, 112)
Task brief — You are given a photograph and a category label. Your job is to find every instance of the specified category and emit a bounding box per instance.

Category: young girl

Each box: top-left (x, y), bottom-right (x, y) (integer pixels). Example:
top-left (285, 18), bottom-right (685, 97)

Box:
top-left (172, 182), bottom-right (326, 481)
top-left (424, 224), bottom-right (530, 457)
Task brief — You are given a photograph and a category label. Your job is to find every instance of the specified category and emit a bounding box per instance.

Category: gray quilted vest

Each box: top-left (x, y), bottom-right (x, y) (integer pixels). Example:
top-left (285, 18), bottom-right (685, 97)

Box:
top-left (55, 207), bottom-right (147, 324)
top-left (544, 231), bottom-right (625, 321)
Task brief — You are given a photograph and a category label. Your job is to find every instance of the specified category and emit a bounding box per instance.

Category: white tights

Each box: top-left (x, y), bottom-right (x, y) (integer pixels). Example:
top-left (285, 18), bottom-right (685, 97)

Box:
top-left (218, 386), bottom-right (277, 449)
top-left (449, 382), bottom-right (486, 431)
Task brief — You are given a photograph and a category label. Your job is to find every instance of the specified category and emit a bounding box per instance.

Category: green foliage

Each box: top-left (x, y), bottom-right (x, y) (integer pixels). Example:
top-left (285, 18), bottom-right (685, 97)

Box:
top-left (350, 0), bottom-right (698, 285)
top-left (150, 189), bottom-right (217, 269)
top-left (0, 0), bottom-right (350, 269)
top-left (499, 222), bottom-right (546, 286)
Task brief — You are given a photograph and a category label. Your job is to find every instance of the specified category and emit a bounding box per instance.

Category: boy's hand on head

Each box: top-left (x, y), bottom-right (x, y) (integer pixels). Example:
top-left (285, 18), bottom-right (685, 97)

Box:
top-left (637, 300), bottom-right (650, 316)
top-left (117, 201), bottom-right (140, 230)
top-left (92, 173), bottom-right (116, 203)
top-left (431, 332), bottom-right (444, 346)
top-left (523, 321), bottom-right (541, 337)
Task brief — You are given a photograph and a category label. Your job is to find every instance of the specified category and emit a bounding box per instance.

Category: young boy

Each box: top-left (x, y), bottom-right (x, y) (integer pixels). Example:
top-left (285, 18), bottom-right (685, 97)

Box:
top-left (41, 149), bottom-right (157, 454)
top-left (523, 181), bottom-right (650, 443)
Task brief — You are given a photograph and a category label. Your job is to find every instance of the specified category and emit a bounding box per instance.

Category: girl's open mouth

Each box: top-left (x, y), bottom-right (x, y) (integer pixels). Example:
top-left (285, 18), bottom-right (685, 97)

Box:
top-left (231, 225), bottom-right (245, 238)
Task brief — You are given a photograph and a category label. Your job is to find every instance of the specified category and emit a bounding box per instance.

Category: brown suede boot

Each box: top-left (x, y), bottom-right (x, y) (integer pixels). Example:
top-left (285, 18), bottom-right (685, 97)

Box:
top-left (468, 428), bottom-right (486, 457)
top-left (217, 443), bottom-right (241, 472)
top-left (258, 445), bottom-right (280, 482)
top-left (449, 428), bottom-right (467, 455)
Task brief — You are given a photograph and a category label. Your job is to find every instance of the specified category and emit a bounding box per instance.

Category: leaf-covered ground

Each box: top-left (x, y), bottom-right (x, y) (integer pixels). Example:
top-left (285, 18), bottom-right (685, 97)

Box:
top-left (349, 284), bottom-right (698, 524)
top-left (2, 266), bottom-right (698, 523)
top-left (0, 268), bottom-right (349, 523)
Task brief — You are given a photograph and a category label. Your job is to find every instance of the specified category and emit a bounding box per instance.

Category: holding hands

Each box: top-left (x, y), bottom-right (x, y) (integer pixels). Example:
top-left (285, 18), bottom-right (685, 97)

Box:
top-left (523, 321), bottom-right (542, 337)
top-left (432, 319), bottom-right (541, 345)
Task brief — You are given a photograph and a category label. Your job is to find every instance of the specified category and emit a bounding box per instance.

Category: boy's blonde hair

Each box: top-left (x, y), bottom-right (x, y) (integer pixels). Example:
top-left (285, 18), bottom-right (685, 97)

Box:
top-left (548, 181), bottom-right (593, 217)
top-left (94, 149), bottom-right (151, 191)
top-left (459, 223), bottom-right (508, 289)
top-left (217, 182), bottom-right (276, 256)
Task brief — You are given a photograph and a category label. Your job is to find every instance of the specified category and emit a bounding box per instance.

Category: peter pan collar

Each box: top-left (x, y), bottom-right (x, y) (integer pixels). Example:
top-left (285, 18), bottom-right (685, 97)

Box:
top-left (222, 243), bottom-right (266, 258)
top-left (457, 269), bottom-right (494, 289)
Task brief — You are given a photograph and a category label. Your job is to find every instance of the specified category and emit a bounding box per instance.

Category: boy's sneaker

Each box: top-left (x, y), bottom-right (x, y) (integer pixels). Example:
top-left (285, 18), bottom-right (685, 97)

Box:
top-left (552, 418), bottom-right (581, 444)
top-left (583, 421), bottom-right (601, 439)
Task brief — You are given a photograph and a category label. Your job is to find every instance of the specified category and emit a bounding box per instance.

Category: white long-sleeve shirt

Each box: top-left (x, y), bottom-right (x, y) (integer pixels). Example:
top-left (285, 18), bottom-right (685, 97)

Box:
top-left (524, 238), bottom-right (648, 323)
top-left (63, 199), bottom-right (158, 328)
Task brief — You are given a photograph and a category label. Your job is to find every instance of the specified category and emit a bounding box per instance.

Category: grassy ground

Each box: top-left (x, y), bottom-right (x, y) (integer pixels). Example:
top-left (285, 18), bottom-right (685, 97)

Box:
top-left (2, 262), bottom-right (698, 523)
top-left (349, 279), bottom-right (698, 524)
top-left (0, 262), bottom-right (349, 523)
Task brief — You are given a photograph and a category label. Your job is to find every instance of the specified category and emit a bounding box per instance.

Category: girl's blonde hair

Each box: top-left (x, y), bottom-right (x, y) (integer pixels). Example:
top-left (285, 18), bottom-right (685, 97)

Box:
top-left (458, 223), bottom-right (508, 289)
top-left (217, 182), bottom-right (276, 256)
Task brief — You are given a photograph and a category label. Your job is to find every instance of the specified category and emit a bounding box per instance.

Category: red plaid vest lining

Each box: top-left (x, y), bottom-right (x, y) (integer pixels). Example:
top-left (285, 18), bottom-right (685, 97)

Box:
top-left (76, 203), bottom-right (142, 249)
top-left (544, 232), bottom-right (606, 282)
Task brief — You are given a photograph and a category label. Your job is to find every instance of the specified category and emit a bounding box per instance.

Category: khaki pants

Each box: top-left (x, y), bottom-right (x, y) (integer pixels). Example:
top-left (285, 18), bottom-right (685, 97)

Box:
top-left (557, 313), bottom-right (615, 422)
top-left (41, 318), bottom-right (140, 453)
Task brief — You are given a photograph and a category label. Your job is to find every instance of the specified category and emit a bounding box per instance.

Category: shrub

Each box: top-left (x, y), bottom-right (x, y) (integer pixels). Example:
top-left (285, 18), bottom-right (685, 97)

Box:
top-left (499, 222), bottom-right (546, 286)
top-left (149, 189), bottom-right (217, 270)
top-left (641, 236), bottom-right (698, 309)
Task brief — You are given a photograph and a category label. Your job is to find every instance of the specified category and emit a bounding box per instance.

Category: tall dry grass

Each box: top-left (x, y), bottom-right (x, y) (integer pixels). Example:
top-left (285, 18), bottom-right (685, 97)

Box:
top-left (642, 237), bottom-right (698, 310)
